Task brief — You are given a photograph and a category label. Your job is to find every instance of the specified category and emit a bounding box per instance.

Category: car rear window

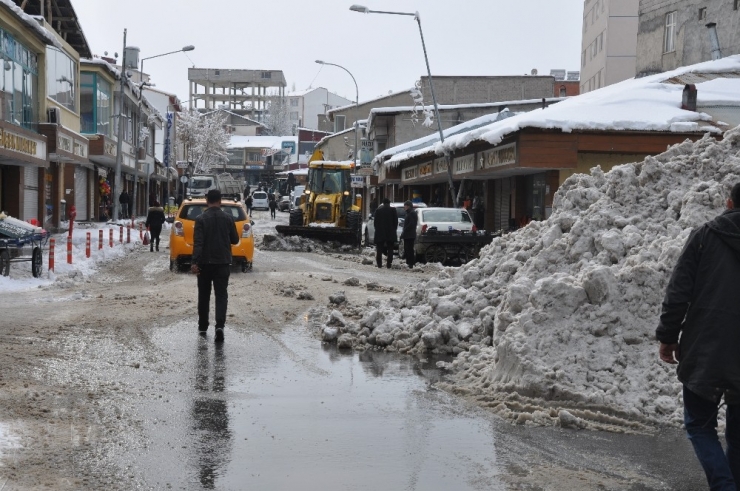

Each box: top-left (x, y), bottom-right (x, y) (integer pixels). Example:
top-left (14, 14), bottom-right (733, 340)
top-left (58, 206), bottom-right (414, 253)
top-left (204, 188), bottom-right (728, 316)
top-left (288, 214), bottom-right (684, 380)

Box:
top-left (179, 204), bottom-right (246, 221)
top-left (422, 209), bottom-right (472, 223)
top-left (253, 192), bottom-right (267, 199)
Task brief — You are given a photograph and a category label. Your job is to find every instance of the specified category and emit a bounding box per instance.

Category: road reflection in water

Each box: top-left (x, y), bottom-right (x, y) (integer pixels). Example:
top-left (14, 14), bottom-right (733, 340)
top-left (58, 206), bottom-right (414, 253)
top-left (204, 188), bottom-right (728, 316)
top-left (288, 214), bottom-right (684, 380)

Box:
top-left (192, 340), bottom-right (232, 489)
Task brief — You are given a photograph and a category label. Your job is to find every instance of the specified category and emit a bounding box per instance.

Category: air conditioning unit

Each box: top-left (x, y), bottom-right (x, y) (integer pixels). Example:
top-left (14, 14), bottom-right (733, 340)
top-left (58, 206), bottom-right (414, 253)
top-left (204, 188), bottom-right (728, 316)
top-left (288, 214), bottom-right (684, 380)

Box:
top-left (47, 107), bottom-right (60, 124)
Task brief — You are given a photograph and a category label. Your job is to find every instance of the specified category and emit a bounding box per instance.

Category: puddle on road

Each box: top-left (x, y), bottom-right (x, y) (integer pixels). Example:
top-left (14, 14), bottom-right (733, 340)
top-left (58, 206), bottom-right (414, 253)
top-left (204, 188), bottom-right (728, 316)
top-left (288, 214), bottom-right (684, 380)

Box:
top-left (140, 322), bottom-right (504, 490)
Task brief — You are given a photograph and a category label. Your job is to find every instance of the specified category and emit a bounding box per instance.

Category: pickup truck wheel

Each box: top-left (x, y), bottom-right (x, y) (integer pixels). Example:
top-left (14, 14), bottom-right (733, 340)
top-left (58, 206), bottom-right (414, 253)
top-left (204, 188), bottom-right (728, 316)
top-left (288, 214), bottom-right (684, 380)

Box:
top-left (289, 209), bottom-right (304, 226)
top-left (424, 245), bottom-right (447, 264)
top-left (169, 259), bottom-right (175, 272)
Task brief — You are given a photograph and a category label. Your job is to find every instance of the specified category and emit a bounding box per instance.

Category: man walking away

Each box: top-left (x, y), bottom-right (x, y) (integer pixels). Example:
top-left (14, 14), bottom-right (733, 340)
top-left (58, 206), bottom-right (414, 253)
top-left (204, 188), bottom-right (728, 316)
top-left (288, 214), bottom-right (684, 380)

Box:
top-left (373, 197), bottom-right (398, 269)
top-left (400, 200), bottom-right (417, 268)
top-left (657, 182), bottom-right (740, 490)
top-left (192, 189), bottom-right (239, 342)
top-left (119, 190), bottom-right (130, 219)
top-left (244, 184), bottom-right (251, 200)
top-left (269, 195), bottom-right (277, 219)
top-left (145, 201), bottom-right (166, 252)
top-left (245, 194), bottom-right (253, 217)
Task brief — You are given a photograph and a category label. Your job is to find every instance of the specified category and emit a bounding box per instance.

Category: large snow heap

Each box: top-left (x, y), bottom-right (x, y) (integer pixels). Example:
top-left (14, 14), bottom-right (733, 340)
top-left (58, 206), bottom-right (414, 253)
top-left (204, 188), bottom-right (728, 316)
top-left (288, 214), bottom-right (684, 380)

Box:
top-left (321, 127), bottom-right (740, 430)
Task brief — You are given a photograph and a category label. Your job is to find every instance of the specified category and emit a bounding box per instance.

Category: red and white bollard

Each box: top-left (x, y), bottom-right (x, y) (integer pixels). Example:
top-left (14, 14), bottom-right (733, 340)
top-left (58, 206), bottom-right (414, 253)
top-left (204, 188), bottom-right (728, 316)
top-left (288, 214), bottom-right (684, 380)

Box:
top-left (119, 226), bottom-right (123, 244)
top-left (66, 234), bottom-right (73, 264)
top-left (109, 228), bottom-right (114, 248)
top-left (99, 229), bottom-right (103, 250)
top-left (86, 232), bottom-right (91, 258)
top-left (49, 238), bottom-right (55, 272)
top-left (127, 225), bottom-right (131, 244)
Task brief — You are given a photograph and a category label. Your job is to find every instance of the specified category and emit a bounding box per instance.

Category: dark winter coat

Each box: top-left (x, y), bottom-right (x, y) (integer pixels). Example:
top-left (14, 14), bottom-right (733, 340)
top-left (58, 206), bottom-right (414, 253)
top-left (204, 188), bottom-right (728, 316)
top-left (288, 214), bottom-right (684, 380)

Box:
top-left (192, 206), bottom-right (239, 266)
top-left (119, 191), bottom-right (129, 204)
top-left (145, 206), bottom-right (166, 235)
top-left (269, 200), bottom-right (277, 211)
top-left (373, 204), bottom-right (398, 244)
top-left (401, 208), bottom-right (418, 240)
top-left (656, 208), bottom-right (740, 400)
top-left (246, 197), bottom-right (253, 208)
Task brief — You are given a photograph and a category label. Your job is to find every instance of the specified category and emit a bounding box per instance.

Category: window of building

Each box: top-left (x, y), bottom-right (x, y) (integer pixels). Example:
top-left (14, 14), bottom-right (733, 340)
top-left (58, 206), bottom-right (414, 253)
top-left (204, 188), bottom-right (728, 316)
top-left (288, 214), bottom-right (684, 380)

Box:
top-left (46, 46), bottom-right (77, 112)
top-left (597, 70), bottom-right (602, 89)
top-left (290, 98), bottom-right (298, 107)
top-left (0, 29), bottom-right (38, 129)
top-left (664, 11), bottom-right (677, 53)
top-left (581, 50), bottom-right (586, 67)
top-left (591, 40), bottom-right (598, 58)
top-left (80, 72), bottom-right (112, 136)
top-left (599, 32), bottom-right (604, 52)
top-left (698, 7), bottom-right (707, 20)
top-left (559, 85), bottom-right (566, 97)
top-left (261, 71), bottom-right (271, 79)
top-left (289, 111), bottom-right (299, 120)
top-left (735, 0), bottom-right (739, 10)
top-left (334, 114), bottom-right (346, 133)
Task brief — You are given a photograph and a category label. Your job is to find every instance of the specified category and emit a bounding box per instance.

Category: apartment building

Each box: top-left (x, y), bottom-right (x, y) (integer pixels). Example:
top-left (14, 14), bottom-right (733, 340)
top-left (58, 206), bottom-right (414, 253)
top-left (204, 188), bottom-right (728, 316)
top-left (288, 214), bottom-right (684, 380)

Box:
top-left (287, 87), bottom-right (352, 131)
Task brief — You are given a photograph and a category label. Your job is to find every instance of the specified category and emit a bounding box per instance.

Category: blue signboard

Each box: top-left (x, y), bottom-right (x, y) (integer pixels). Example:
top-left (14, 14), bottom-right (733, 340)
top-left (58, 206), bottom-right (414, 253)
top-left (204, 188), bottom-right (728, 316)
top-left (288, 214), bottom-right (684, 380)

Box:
top-left (281, 141), bottom-right (296, 155)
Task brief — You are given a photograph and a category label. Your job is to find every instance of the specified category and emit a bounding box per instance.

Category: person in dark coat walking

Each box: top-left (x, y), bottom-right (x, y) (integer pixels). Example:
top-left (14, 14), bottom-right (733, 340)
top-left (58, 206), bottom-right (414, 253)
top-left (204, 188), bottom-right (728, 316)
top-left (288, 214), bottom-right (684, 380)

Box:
top-left (245, 195), bottom-right (253, 217)
top-left (192, 190), bottom-right (239, 342)
top-left (145, 201), bottom-right (166, 252)
top-left (119, 190), bottom-right (130, 219)
top-left (657, 182), bottom-right (740, 489)
top-left (268, 195), bottom-right (277, 219)
top-left (244, 184), bottom-right (251, 200)
top-left (372, 197), bottom-right (398, 269)
top-left (400, 200), bottom-right (417, 268)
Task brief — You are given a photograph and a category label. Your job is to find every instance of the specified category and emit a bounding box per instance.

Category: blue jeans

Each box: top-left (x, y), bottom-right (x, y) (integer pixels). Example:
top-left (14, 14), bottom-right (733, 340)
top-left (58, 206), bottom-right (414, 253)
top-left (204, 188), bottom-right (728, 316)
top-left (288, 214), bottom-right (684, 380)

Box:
top-left (684, 386), bottom-right (740, 491)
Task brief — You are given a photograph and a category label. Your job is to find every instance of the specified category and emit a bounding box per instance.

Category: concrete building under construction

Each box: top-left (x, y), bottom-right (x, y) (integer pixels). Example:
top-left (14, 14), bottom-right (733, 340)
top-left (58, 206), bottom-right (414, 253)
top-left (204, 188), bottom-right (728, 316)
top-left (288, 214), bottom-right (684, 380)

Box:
top-left (188, 68), bottom-right (287, 120)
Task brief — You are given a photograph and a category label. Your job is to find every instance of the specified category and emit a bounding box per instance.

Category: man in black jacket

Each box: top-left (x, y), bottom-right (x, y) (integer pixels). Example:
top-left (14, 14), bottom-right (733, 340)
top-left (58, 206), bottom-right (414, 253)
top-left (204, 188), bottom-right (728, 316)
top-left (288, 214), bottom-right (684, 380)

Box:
top-left (373, 197), bottom-right (398, 269)
top-left (400, 200), bottom-right (417, 268)
top-left (192, 190), bottom-right (239, 342)
top-left (119, 190), bottom-right (130, 219)
top-left (657, 182), bottom-right (740, 489)
top-left (145, 201), bottom-right (166, 252)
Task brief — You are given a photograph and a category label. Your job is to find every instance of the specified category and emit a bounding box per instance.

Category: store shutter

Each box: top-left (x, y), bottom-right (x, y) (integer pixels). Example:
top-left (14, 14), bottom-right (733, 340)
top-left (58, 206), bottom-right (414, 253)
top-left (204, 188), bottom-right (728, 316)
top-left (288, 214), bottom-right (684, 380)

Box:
top-left (74, 167), bottom-right (88, 221)
top-left (23, 166), bottom-right (39, 221)
top-left (493, 178), bottom-right (511, 232)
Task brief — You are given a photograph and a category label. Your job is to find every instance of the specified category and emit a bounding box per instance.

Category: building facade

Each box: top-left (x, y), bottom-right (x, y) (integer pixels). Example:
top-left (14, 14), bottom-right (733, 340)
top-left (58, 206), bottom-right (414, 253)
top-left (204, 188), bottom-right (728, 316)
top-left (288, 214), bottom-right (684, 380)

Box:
top-left (580, 0), bottom-right (639, 93)
top-left (287, 88), bottom-right (352, 131)
top-left (636, 0), bottom-right (740, 76)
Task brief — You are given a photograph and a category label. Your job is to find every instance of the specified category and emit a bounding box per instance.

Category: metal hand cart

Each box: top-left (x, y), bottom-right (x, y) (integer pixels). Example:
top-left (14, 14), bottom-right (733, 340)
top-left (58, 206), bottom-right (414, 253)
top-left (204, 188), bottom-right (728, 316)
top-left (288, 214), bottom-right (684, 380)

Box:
top-left (415, 229), bottom-right (499, 265)
top-left (0, 218), bottom-right (48, 278)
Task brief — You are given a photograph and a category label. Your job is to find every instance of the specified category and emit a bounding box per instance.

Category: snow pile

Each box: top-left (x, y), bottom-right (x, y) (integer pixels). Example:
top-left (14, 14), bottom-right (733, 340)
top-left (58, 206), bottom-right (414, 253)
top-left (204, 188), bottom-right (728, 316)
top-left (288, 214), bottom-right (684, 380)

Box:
top-left (258, 233), bottom-right (356, 253)
top-left (317, 128), bottom-right (740, 430)
top-left (0, 224), bottom-right (143, 293)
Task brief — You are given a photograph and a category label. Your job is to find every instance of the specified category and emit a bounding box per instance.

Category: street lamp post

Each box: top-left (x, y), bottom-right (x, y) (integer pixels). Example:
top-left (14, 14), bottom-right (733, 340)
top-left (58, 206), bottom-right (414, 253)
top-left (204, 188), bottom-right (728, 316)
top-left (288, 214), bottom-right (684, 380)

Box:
top-left (112, 29), bottom-right (128, 222)
top-left (138, 45), bottom-right (194, 215)
top-left (315, 60), bottom-right (358, 169)
top-left (350, 5), bottom-right (458, 207)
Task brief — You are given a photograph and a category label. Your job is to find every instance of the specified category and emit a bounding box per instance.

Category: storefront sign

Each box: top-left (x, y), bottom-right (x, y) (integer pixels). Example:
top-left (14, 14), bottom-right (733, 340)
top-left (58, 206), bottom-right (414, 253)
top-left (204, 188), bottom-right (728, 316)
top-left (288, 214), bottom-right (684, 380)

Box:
top-left (164, 112), bottom-right (173, 168)
top-left (73, 139), bottom-right (88, 158)
top-left (57, 134), bottom-right (72, 153)
top-left (433, 157), bottom-right (448, 174)
top-left (0, 127), bottom-right (43, 159)
top-left (350, 176), bottom-right (365, 188)
top-left (281, 141), bottom-right (296, 155)
top-left (418, 162), bottom-right (433, 179)
top-left (356, 167), bottom-right (373, 176)
top-left (401, 165), bottom-right (418, 183)
top-left (104, 140), bottom-right (116, 157)
top-left (479, 143), bottom-right (517, 170)
top-left (453, 154), bottom-right (475, 175)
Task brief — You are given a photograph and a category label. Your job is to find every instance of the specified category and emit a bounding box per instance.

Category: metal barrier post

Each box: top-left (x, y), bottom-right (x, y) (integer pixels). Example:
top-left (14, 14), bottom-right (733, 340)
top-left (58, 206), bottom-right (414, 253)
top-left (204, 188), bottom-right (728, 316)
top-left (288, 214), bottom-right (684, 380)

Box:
top-left (109, 228), bottom-right (114, 248)
top-left (99, 229), bottom-right (103, 250)
top-left (86, 232), bottom-right (91, 258)
top-left (49, 238), bottom-right (55, 272)
top-left (67, 235), bottom-right (72, 264)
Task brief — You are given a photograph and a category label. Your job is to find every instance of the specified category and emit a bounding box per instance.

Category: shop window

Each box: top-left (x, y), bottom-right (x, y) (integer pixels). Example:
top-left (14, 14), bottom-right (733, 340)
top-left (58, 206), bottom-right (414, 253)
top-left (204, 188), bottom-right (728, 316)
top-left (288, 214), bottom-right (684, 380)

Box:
top-left (0, 29), bottom-right (38, 129)
top-left (46, 46), bottom-right (77, 112)
top-left (664, 11), bottom-right (676, 53)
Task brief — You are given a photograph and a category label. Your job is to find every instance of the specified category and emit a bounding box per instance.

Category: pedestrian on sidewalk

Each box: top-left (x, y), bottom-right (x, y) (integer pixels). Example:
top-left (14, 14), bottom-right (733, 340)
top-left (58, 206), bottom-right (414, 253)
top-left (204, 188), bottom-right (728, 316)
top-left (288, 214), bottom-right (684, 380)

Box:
top-left (145, 201), bottom-right (166, 252)
top-left (400, 200), bottom-right (417, 268)
top-left (657, 182), bottom-right (740, 490)
top-left (269, 196), bottom-right (277, 219)
top-left (245, 195), bottom-right (253, 217)
top-left (244, 183), bottom-right (251, 200)
top-left (192, 189), bottom-right (239, 342)
top-left (373, 197), bottom-right (398, 269)
top-left (119, 190), bottom-right (130, 219)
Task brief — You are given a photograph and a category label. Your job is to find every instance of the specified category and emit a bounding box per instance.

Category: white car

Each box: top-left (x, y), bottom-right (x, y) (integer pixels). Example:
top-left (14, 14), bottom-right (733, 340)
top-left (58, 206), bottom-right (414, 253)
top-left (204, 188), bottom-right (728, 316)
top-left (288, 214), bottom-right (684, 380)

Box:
top-left (251, 191), bottom-right (269, 210)
top-left (364, 202), bottom-right (427, 249)
top-left (398, 207), bottom-right (476, 262)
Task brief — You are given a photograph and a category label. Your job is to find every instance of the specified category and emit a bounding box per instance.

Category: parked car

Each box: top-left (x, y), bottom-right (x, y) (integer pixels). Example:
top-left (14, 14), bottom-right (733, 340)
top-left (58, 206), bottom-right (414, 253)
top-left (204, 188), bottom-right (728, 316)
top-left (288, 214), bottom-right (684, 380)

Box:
top-left (398, 207), bottom-right (475, 261)
top-left (364, 202), bottom-right (427, 249)
top-left (169, 198), bottom-right (254, 273)
top-left (251, 191), bottom-right (269, 210)
top-left (278, 195), bottom-right (291, 212)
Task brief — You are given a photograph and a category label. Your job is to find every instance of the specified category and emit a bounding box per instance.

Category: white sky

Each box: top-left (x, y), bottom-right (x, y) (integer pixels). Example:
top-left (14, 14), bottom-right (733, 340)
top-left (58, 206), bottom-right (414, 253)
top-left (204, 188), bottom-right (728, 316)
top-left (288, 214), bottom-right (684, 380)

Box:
top-left (71, 0), bottom-right (584, 105)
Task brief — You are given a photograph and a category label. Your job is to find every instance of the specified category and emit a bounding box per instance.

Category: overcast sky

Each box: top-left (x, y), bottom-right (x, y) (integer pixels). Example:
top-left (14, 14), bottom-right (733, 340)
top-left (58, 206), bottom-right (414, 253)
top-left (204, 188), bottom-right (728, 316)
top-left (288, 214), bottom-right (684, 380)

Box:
top-left (72, 0), bottom-right (584, 105)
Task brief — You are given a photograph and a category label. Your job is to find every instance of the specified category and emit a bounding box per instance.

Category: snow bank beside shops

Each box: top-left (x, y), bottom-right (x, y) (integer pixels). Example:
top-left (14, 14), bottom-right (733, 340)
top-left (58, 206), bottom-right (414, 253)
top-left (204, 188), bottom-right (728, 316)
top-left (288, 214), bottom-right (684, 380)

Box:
top-left (316, 128), bottom-right (740, 430)
top-left (0, 222), bottom-right (145, 293)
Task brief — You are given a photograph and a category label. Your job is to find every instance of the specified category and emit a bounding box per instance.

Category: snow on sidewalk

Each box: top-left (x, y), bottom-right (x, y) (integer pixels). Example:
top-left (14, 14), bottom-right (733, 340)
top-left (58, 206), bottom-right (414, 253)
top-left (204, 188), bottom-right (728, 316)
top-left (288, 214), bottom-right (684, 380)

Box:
top-left (315, 126), bottom-right (740, 431)
top-left (0, 222), bottom-right (145, 294)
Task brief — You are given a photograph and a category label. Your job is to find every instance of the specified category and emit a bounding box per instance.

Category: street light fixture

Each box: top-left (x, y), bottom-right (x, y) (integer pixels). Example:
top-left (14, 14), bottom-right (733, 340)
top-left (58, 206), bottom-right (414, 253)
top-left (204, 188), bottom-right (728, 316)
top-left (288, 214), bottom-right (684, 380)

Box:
top-left (349, 5), bottom-right (458, 207)
top-left (315, 60), bottom-right (359, 170)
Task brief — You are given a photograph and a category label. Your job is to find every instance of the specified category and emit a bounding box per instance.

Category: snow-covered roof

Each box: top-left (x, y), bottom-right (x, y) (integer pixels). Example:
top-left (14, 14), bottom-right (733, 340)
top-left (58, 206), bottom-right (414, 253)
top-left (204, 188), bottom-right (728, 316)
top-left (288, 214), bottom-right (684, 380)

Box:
top-left (228, 135), bottom-right (298, 150)
top-left (0, 0), bottom-right (62, 49)
top-left (287, 87), bottom-right (322, 97)
top-left (276, 167), bottom-right (309, 176)
top-left (315, 121), bottom-right (367, 147)
top-left (379, 55), bottom-right (740, 168)
top-left (327, 89), bottom-right (412, 115)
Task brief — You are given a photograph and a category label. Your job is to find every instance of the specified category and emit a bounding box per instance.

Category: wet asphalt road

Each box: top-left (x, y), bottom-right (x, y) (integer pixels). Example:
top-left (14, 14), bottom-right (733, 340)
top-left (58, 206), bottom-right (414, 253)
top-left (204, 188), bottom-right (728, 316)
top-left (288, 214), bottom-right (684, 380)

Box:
top-left (98, 224), bottom-right (708, 491)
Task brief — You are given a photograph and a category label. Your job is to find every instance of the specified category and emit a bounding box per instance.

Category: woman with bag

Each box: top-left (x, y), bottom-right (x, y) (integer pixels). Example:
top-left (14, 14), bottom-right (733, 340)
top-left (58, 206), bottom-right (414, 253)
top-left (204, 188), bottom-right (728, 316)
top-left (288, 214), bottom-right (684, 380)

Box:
top-left (145, 201), bottom-right (166, 252)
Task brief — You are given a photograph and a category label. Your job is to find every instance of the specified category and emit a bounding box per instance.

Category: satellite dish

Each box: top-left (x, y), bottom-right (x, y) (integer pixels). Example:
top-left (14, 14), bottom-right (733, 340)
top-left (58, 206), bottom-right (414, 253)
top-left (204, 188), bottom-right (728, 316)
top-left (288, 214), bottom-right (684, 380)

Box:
top-left (531, 68), bottom-right (538, 76)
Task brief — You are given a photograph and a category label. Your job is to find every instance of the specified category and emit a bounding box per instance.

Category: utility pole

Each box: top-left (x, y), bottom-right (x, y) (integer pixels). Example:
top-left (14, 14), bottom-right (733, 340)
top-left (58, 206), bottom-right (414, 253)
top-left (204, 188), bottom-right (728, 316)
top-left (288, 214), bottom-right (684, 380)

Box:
top-left (113, 29), bottom-right (127, 221)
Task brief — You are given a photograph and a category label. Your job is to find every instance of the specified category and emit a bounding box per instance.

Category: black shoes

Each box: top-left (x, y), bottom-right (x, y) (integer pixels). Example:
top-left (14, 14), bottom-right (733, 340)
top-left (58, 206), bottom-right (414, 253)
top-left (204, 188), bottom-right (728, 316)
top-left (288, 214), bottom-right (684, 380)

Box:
top-left (215, 328), bottom-right (224, 342)
top-left (198, 326), bottom-right (208, 337)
